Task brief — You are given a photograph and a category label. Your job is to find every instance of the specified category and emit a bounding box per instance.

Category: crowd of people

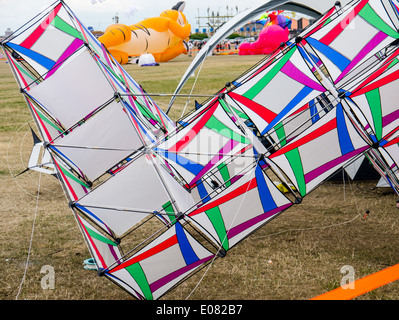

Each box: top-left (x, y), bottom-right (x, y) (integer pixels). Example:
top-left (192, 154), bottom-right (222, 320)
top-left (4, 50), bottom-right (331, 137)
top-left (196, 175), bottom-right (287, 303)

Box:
top-left (188, 39), bottom-right (241, 57)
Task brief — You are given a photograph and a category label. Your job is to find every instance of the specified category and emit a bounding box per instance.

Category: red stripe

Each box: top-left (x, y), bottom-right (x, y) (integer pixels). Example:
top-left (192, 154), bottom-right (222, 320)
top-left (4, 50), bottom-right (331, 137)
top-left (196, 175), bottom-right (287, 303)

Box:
top-left (270, 118), bottom-right (337, 159)
top-left (383, 126), bottom-right (399, 143)
top-left (169, 101), bottom-right (219, 153)
top-left (384, 136), bottom-right (399, 147)
top-left (305, 7), bottom-right (336, 39)
top-left (20, 3), bottom-right (62, 49)
top-left (6, 51), bottom-right (30, 90)
top-left (321, 0), bottom-right (368, 45)
top-left (76, 215), bottom-right (107, 268)
top-left (351, 48), bottom-right (399, 95)
top-left (291, 102), bottom-right (311, 116)
top-left (351, 69), bottom-right (399, 97)
top-left (27, 99), bottom-right (53, 142)
top-left (52, 158), bottom-right (78, 201)
top-left (110, 235), bottom-right (178, 273)
top-left (228, 92), bottom-right (277, 123)
top-left (189, 178), bottom-right (258, 217)
top-left (73, 14), bottom-right (89, 44)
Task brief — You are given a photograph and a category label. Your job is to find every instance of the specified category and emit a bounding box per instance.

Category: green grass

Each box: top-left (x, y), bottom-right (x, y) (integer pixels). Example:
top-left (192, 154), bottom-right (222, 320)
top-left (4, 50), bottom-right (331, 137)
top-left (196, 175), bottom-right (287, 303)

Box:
top-left (1, 54), bottom-right (399, 301)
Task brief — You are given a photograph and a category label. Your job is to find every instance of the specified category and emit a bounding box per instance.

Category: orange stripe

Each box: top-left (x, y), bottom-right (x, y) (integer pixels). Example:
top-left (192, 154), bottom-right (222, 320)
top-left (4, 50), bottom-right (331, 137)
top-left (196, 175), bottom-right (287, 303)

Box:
top-left (311, 263), bottom-right (399, 300)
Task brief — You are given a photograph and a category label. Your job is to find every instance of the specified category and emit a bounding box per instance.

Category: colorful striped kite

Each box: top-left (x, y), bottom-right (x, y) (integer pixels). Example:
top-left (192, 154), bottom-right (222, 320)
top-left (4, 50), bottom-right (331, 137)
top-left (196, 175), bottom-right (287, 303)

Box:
top-left (2, 0), bottom-right (399, 300)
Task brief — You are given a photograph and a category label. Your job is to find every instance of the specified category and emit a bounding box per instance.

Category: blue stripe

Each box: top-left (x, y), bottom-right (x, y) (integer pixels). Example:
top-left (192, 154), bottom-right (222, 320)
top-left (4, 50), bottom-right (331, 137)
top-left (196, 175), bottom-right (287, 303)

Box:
top-left (175, 222), bottom-right (199, 265)
top-left (49, 145), bottom-right (81, 170)
top-left (155, 148), bottom-right (204, 176)
top-left (306, 37), bottom-right (350, 72)
top-left (196, 180), bottom-right (211, 203)
top-left (297, 45), bottom-right (318, 65)
top-left (75, 204), bottom-right (106, 226)
top-left (7, 42), bottom-right (55, 70)
top-left (255, 165), bottom-right (277, 213)
top-left (261, 86), bottom-right (314, 135)
top-left (310, 99), bottom-right (320, 124)
top-left (125, 103), bottom-right (156, 144)
top-left (336, 104), bottom-right (355, 155)
top-left (379, 139), bottom-right (388, 147)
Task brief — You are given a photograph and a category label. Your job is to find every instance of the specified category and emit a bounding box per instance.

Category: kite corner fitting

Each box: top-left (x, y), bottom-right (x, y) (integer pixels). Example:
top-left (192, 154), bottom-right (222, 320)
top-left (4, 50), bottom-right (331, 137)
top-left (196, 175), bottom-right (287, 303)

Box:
top-left (43, 141), bottom-right (51, 149)
top-left (97, 269), bottom-right (105, 277)
top-left (294, 197), bottom-right (302, 205)
top-left (114, 92), bottom-right (122, 102)
top-left (217, 248), bottom-right (227, 258)
top-left (295, 36), bottom-right (303, 44)
top-left (176, 212), bottom-right (185, 221)
top-left (372, 142), bottom-right (380, 149)
top-left (338, 91), bottom-right (347, 100)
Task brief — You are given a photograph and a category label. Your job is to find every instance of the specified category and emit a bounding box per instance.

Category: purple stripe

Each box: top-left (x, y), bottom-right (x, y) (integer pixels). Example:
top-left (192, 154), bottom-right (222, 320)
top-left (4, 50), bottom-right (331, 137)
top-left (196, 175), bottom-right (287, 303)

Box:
top-left (281, 60), bottom-right (325, 92)
top-left (305, 146), bottom-right (369, 183)
top-left (227, 203), bottom-right (292, 239)
top-left (382, 109), bottom-right (399, 128)
top-left (230, 174), bottom-right (243, 185)
top-left (150, 256), bottom-right (213, 292)
top-left (126, 93), bottom-right (140, 115)
top-left (335, 31), bottom-right (388, 83)
top-left (101, 44), bottom-right (114, 69)
top-left (107, 244), bottom-right (121, 266)
top-left (45, 38), bottom-right (84, 79)
top-left (189, 140), bottom-right (239, 187)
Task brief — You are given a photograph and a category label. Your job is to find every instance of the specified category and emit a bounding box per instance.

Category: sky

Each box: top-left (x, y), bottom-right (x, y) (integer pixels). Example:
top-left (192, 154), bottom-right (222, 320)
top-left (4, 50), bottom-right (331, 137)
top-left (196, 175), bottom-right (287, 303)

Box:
top-left (0, 0), bottom-right (266, 36)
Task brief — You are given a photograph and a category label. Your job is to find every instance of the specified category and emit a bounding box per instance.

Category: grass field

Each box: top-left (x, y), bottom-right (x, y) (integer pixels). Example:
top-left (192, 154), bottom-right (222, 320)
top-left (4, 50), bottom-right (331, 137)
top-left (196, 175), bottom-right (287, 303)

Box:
top-left (1, 53), bottom-right (399, 301)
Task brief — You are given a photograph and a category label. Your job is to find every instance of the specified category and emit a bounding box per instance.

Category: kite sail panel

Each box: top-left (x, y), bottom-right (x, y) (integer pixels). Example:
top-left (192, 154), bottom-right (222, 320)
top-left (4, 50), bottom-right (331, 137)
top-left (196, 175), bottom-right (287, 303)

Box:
top-left (3, 0), bottom-right (399, 300)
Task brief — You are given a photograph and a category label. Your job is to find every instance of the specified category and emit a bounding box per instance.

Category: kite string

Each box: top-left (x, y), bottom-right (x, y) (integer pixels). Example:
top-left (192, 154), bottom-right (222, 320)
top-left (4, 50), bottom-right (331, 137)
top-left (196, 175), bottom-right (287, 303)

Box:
top-left (180, 47), bottom-right (209, 119)
top-left (185, 162), bottom-right (259, 300)
top-left (251, 175), bottom-right (363, 240)
top-left (15, 171), bottom-right (42, 300)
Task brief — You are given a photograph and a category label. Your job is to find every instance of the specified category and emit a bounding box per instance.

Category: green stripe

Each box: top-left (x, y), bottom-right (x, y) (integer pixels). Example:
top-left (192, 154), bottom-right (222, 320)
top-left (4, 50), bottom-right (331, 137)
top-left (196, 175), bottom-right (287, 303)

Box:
top-left (51, 16), bottom-right (83, 40)
top-left (388, 58), bottom-right (399, 69)
top-left (15, 63), bottom-right (37, 83)
top-left (275, 122), bottom-right (287, 147)
top-left (206, 206), bottom-right (229, 251)
top-left (126, 263), bottom-right (153, 300)
top-left (135, 101), bottom-right (158, 122)
top-left (285, 148), bottom-right (306, 196)
top-left (244, 47), bottom-right (296, 100)
top-left (33, 106), bottom-right (63, 132)
top-left (323, 18), bottom-right (332, 27)
top-left (162, 201), bottom-right (176, 224)
top-left (359, 4), bottom-right (399, 39)
top-left (219, 99), bottom-right (249, 120)
top-left (59, 164), bottom-right (90, 188)
top-left (205, 116), bottom-right (250, 144)
top-left (86, 228), bottom-right (117, 246)
top-left (365, 89), bottom-right (382, 141)
top-left (218, 164), bottom-right (231, 187)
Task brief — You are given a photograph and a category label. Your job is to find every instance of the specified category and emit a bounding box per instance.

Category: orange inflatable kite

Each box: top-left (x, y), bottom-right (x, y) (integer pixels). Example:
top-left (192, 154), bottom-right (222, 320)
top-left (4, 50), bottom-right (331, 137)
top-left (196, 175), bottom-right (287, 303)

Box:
top-left (99, 1), bottom-right (191, 64)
